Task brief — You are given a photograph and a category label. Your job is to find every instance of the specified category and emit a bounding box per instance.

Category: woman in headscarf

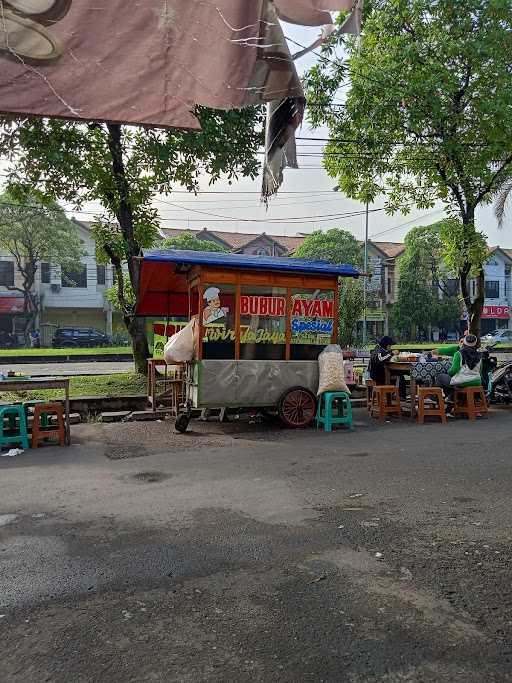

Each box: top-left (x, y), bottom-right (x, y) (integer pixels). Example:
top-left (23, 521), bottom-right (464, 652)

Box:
top-left (436, 334), bottom-right (482, 403)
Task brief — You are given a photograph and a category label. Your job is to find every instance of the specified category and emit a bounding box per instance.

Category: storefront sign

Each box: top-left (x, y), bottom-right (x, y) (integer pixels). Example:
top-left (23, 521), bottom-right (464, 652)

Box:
top-left (482, 305), bottom-right (510, 319)
top-left (291, 319), bottom-right (334, 335)
top-left (0, 297), bottom-right (24, 314)
top-left (240, 295), bottom-right (334, 318)
top-left (240, 295), bottom-right (286, 317)
top-left (291, 299), bottom-right (333, 318)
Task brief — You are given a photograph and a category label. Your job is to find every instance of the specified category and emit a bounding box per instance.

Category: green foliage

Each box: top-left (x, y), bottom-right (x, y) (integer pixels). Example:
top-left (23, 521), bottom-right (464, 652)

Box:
top-left (0, 373), bottom-right (146, 402)
top-left (161, 233), bottom-right (228, 252)
top-left (304, 0), bottom-right (512, 333)
top-left (0, 107), bottom-right (263, 368)
top-left (105, 274), bottom-right (134, 313)
top-left (338, 279), bottom-right (364, 347)
top-left (294, 229), bottom-right (363, 346)
top-left (392, 223), bottom-right (460, 337)
top-left (294, 228), bottom-right (363, 267)
top-left (0, 192), bottom-right (84, 266)
top-left (438, 218), bottom-right (488, 278)
top-left (305, 0), bottom-right (512, 215)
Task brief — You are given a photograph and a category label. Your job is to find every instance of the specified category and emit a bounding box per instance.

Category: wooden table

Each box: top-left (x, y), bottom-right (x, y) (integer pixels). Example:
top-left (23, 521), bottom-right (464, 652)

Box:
top-left (0, 377), bottom-right (71, 445)
top-left (147, 359), bottom-right (184, 414)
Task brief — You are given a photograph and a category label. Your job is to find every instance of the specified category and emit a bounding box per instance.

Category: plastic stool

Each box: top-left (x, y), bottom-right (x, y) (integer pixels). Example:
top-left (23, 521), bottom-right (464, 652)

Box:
top-left (454, 386), bottom-right (488, 421)
top-left (316, 392), bottom-right (353, 432)
top-left (0, 405), bottom-right (29, 450)
top-left (416, 387), bottom-right (446, 424)
top-left (32, 403), bottom-right (66, 448)
top-left (370, 385), bottom-right (402, 423)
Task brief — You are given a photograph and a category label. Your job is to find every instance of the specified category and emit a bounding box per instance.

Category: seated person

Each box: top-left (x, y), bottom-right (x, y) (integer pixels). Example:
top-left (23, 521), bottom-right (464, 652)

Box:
top-left (369, 336), bottom-right (395, 385)
top-left (436, 334), bottom-right (482, 404)
top-left (369, 336), bottom-right (406, 398)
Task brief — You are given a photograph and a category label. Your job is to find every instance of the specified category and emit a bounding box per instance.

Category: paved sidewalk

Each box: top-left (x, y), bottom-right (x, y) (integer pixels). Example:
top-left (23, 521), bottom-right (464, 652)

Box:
top-left (1, 409), bottom-right (512, 682)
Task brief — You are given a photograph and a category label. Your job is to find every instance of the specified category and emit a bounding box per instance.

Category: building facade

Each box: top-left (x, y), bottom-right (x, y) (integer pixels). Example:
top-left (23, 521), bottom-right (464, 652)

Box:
top-left (159, 228), bottom-right (512, 338)
top-left (0, 219), bottom-right (114, 345)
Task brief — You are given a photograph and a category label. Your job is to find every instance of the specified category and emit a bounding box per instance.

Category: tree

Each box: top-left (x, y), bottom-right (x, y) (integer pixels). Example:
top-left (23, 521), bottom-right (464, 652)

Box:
top-left (161, 233), bottom-right (228, 253)
top-left (0, 193), bottom-right (85, 341)
top-left (0, 107), bottom-right (263, 372)
top-left (294, 228), bottom-right (363, 347)
top-left (304, 0), bottom-right (512, 336)
top-left (392, 223), bottom-right (464, 339)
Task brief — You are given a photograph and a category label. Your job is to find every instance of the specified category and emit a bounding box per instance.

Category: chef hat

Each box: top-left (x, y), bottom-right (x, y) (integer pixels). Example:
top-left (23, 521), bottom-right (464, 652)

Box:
top-left (203, 287), bottom-right (220, 301)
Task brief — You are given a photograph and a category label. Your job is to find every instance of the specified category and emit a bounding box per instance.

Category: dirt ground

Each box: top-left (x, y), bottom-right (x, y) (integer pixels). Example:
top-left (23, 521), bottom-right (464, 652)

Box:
top-left (1, 408), bottom-right (512, 682)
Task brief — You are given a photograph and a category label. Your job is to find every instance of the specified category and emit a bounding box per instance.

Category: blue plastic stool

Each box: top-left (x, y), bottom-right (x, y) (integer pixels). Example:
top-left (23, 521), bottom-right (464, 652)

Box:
top-left (0, 405), bottom-right (29, 450)
top-left (316, 392), bottom-right (353, 432)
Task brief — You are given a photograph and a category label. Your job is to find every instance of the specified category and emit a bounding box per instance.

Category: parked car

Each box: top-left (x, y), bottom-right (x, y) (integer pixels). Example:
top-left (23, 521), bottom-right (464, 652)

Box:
top-left (52, 327), bottom-right (112, 348)
top-left (482, 329), bottom-right (512, 344)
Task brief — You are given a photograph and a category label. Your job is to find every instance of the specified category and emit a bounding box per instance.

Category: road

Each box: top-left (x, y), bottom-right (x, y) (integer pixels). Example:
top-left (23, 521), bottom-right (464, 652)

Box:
top-left (1, 410), bottom-right (512, 682)
top-left (0, 361), bottom-right (134, 376)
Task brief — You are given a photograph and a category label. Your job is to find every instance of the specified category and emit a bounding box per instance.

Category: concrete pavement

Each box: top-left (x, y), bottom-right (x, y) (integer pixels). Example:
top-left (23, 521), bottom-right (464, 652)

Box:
top-left (1, 410), bottom-right (512, 681)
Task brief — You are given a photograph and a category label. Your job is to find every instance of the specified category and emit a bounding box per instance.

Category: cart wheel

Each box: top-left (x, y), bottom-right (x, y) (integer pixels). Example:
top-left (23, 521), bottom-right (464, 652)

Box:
top-left (175, 414), bottom-right (190, 433)
top-left (278, 386), bottom-right (317, 428)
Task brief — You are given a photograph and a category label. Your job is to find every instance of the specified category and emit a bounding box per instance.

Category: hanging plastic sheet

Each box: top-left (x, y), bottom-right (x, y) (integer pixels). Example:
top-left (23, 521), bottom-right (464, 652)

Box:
top-left (0, 0), bottom-right (360, 194)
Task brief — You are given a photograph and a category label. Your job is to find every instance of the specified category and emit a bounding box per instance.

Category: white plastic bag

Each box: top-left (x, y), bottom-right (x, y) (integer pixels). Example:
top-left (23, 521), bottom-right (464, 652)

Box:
top-left (317, 344), bottom-right (350, 395)
top-left (164, 319), bottom-right (196, 364)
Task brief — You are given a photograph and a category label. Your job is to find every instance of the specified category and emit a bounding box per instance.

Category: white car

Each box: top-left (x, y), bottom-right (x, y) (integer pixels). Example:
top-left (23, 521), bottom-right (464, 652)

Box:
top-left (482, 329), bottom-right (512, 344)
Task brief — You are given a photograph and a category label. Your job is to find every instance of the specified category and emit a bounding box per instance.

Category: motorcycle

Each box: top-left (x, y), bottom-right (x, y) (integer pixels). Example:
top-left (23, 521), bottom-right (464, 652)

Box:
top-left (481, 343), bottom-right (512, 404)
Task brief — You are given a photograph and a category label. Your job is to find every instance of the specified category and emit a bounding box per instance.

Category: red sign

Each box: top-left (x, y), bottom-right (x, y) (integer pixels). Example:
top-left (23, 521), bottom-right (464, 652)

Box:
top-left (240, 296), bottom-right (335, 319)
top-left (0, 297), bottom-right (24, 314)
top-left (482, 305), bottom-right (510, 319)
top-left (240, 296), bottom-right (286, 317)
top-left (292, 299), bottom-right (334, 318)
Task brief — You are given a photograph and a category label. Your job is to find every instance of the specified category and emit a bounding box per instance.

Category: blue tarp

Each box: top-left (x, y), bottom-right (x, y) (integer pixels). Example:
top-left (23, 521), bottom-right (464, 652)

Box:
top-left (144, 249), bottom-right (360, 278)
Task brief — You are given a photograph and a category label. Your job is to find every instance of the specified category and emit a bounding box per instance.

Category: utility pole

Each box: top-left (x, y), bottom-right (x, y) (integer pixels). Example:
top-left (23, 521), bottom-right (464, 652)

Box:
top-left (362, 202), bottom-right (369, 346)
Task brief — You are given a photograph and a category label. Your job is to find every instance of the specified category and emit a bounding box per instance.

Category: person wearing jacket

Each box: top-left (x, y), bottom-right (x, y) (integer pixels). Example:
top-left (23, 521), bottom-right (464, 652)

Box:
top-left (369, 336), bottom-right (406, 398)
top-left (436, 334), bottom-right (482, 402)
top-left (369, 336), bottom-right (395, 385)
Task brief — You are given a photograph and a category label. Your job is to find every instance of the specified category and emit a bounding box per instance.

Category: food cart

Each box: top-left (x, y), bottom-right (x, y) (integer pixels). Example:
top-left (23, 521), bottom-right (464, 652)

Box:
top-left (136, 250), bottom-right (359, 431)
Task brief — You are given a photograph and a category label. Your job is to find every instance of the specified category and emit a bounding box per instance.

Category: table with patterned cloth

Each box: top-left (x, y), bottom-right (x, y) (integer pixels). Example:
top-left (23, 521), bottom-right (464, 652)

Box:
top-left (384, 360), bottom-right (452, 418)
top-left (410, 359), bottom-right (452, 384)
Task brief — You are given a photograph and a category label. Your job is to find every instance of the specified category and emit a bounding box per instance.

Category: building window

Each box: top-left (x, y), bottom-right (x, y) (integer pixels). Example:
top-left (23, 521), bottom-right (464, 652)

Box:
top-left (0, 261), bottom-right (14, 287)
top-left (505, 266), bottom-right (511, 298)
top-left (62, 264), bottom-right (87, 288)
top-left (485, 280), bottom-right (499, 299)
top-left (387, 278), bottom-right (392, 295)
top-left (255, 248), bottom-right (269, 256)
top-left (41, 262), bottom-right (51, 284)
top-left (97, 265), bottom-right (106, 285)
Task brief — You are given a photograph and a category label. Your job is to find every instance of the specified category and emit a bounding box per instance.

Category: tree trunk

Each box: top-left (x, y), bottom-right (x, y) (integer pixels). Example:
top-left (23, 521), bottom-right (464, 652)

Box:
top-left (458, 209), bottom-right (484, 338)
top-left (469, 267), bottom-right (485, 337)
top-left (106, 123), bottom-right (149, 374)
top-left (127, 315), bottom-right (149, 374)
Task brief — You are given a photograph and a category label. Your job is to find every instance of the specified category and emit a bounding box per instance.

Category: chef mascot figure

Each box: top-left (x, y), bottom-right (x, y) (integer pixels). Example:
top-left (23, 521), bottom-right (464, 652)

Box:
top-left (203, 287), bottom-right (227, 325)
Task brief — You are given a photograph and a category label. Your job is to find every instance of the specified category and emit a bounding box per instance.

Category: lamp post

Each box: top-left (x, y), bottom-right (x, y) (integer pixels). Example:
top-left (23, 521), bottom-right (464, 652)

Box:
top-left (363, 202), bottom-right (369, 346)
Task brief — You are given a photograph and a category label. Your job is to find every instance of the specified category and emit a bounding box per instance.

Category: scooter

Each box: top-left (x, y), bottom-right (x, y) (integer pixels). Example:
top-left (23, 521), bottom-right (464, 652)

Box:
top-left (488, 359), bottom-right (512, 404)
top-left (481, 342), bottom-right (512, 404)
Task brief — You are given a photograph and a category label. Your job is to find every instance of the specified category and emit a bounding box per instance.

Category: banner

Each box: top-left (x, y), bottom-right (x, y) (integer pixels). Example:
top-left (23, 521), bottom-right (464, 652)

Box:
top-left (0, 0), bottom-right (352, 128)
top-left (0, 1), bottom-right (357, 195)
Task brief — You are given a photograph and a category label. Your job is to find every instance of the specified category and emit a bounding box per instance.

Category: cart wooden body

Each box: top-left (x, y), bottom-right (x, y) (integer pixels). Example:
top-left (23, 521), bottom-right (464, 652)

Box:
top-left (137, 250), bottom-right (359, 429)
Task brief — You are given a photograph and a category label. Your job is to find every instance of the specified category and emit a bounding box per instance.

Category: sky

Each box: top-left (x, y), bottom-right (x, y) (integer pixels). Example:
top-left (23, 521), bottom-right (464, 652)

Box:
top-left (1, 21), bottom-right (510, 247)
